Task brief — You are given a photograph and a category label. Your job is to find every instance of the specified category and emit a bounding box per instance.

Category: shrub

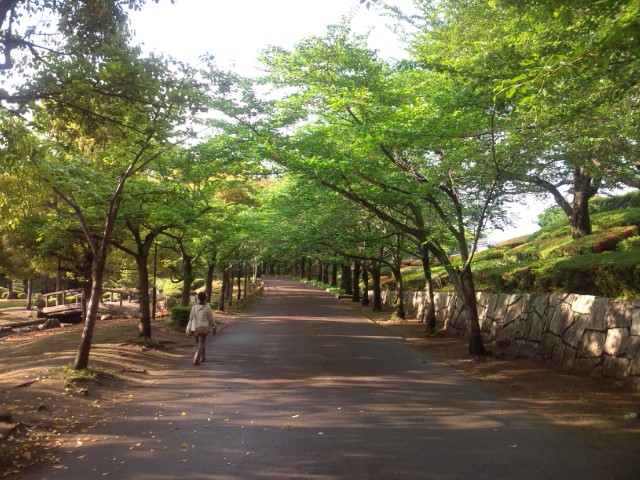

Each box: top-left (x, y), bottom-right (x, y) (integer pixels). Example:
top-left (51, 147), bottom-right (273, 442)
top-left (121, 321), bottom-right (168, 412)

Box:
top-left (485, 263), bottom-right (537, 292)
top-left (167, 296), bottom-right (179, 308)
top-left (1, 292), bottom-right (8, 299)
top-left (590, 191), bottom-right (640, 213)
top-left (591, 207), bottom-right (640, 230)
top-left (535, 251), bottom-right (640, 299)
top-left (618, 236), bottom-right (640, 252)
top-left (480, 251), bottom-right (505, 261)
top-left (17, 292), bottom-right (26, 299)
top-left (537, 206), bottom-right (565, 229)
top-left (34, 298), bottom-right (46, 309)
top-left (550, 226), bottom-right (637, 257)
top-left (170, 305), bottom-right (192, 329)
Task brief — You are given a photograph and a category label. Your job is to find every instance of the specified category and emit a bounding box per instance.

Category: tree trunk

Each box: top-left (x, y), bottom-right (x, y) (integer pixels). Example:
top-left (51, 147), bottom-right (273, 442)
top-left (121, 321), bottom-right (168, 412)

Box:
top-left (219, 269), bottom-right (228, 312)
top-left (56, 264), bottom-right (65, 305)
top-left (361, 265), bottom-right (370, 307)
top-left (7, 280), bottom-right (13, 299)
top-left (419, 246), bottom-right (437, 334)
top-left (371, 262), bottom-right (382, 312)
top-left (237, 263), bottom-right (242, 300)
top-left (74, 252), bottom-right (104, 370)
top-left (136, 254), bottom-right (152, 338)
top-left (331, 263), bottom-right (338, 287)
top-left (205, 261), bottom-right (215, 303)
top-left (300, 256), bottom-right (306, 278)
top-left (306, 258), bottom-right (312, 281)
top-left (460, 267), bottom-right (488, 357)
top-left (316, 260), bottom-right (323, 282)
top-left (352, 260), bottom-right (361, 302)
top-left (569, 167), bottom-right (599, 239)
top-left (341, 263), bottom-right (353, 295)
top-left (25, 278), bottom-right (33, 310)
top-left (243, 263), bottom-right (248, 299)
top-left (391, 266), bottom-right (405, 320)
top-left (322, 261), bottom-right (329, 284)
top-left (226, 269), bottom-right (233, 306)
top-left (180, 256), bottom-right (193, 306)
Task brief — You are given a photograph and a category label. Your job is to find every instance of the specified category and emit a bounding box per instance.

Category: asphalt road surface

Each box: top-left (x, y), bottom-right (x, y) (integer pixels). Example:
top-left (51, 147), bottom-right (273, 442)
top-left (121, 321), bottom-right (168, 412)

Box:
top-left (21, 278), bottom-right (638, 479)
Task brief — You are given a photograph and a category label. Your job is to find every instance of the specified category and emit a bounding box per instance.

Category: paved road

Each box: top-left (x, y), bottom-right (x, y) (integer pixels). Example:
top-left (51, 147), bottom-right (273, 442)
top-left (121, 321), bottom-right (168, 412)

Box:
top-left (21, 278), bottom-right (637, 479)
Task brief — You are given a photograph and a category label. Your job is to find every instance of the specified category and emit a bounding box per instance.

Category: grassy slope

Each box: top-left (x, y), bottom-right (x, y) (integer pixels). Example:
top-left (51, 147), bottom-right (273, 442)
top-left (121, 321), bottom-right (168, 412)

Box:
top-left (390, 207), bottom-right (640, 300)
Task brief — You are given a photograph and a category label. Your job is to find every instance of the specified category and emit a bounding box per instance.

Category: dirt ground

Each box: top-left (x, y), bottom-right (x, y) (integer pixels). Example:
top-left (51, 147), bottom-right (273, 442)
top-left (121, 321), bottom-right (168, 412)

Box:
top-left (1, 301), bottom-right (640, 477)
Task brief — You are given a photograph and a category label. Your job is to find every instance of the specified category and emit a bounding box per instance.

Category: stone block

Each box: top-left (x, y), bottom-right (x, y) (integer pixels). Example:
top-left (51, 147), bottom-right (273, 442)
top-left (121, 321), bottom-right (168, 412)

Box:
top-left (628, 376), bottom-right (640, 392)
top-left (571, 294), bottom-right (596, 315)
top-left (492, 294), bottom-right (510, 326)
top-left (574, 357), bottom-right (601, 375)
top-left (602, 355), bottom-right (630, 380)
top-left (503, 294), bottom-right (524, 327)
top-left (578, 330), bottom-right (605, 358)
top-left (552, 342), bottom-right (565, 365)
top-left (539, 332), bottom-right (559, 359)
top-left (586, 297), bottom-right (609, 331)
top-left (629, 353), bottom-right (640, 376)
top-left (549, 300), bottom-right (573, 336)
top-left (631, 305), bottom-right (640, 336)
top-left (531, 294), bottom-right (551, 318)
top-left (496, 321), bottom-right (517, 347)
top-left (513, 318), bottom-right (527, 339)
top-left (41, 318), bottom-right (62, 330)
top-left (476, 292), bottom-right (491, 321)
top-left (590, 365), bottom-right (603, 378)
top-left (604, 327), bottom-right (630, 356)
top-left (561, 345), bottom-right (577, 371)
top-left (528, 318), bottom-right (545, 342)
top-left (563, 315), bottom-right (588, 349)
top-left (624, 335), bottom-right (640, 360)
top-left (606, 300), bottom-right (633, 328)
top-left (516, 341), bottom-right (539, 359)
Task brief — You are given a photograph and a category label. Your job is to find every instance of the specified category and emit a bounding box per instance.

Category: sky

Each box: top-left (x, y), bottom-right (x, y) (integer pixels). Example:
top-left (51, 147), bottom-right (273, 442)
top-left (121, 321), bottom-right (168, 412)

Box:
top-left (128, 0), bottom-right (547, 242)
top-left (129, 0), bottom-right (413, 75)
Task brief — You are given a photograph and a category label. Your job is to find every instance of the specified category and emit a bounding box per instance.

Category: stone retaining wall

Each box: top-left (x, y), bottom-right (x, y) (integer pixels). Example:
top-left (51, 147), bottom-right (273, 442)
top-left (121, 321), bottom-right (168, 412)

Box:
top-left (378, 290), bottom-right (640, 389)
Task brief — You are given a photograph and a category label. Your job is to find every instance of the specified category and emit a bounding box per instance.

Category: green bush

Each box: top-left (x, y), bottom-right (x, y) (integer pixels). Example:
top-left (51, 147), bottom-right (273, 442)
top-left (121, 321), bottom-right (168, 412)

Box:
top-left (167, 296), bottom-right (179, 308)
top-left (170, 305), bottom-right (192, 329)
top-left (17, 292), bottom-right (27, 299)
top-left (34, 298), bottom-right (46, 309)
top-left (590, 191), bottom-right (640, 213)
top-left (534, 251), bottom-right (640, 299)
top-left (591, 207), bottom-right (640, 230)
top-left (537, 206), bottom-right (565, 229)
top-left (618, 236), bottom-right (640, 252)
top-left (481, 261), bottom-right (535, 292)
top-left (479, 250), bottom-right (505, 261)
top-left (1, 292), bottom-right (8, 299)
top-left (549, 226), bottom-right (637, 258)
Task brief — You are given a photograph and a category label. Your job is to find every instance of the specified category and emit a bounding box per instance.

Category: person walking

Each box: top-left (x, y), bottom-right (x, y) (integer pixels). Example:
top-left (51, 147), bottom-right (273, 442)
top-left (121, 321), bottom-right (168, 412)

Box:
top-left (186, 292), bottom-right (217, 366)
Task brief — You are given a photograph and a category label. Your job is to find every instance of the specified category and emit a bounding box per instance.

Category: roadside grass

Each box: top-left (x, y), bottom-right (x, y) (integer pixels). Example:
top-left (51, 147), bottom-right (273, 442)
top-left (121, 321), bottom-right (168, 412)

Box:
top-left (0, 299), bottom-right (28, 310)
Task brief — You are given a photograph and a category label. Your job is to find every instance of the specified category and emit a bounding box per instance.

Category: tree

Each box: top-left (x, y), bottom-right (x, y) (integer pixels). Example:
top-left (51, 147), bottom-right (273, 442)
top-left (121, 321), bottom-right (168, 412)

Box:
top-left (260, 24), bottom-right (500, 354)
top-left (0, 0), bottom-right (173, 72)
top-left (14, 30), bottom-right (204, 368)
top-left (407, 0), bottom-right (638, 239)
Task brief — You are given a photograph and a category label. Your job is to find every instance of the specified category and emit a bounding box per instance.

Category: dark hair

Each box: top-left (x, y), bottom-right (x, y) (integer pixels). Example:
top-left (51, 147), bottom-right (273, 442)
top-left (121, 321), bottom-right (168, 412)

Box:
top-left (197, 292), bottom-right (207, 303)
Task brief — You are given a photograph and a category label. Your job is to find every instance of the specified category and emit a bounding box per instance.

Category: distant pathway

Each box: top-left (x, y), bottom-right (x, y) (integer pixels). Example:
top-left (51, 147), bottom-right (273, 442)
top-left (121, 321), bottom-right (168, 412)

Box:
top-left (21, 278), bottom-right (637, 479)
